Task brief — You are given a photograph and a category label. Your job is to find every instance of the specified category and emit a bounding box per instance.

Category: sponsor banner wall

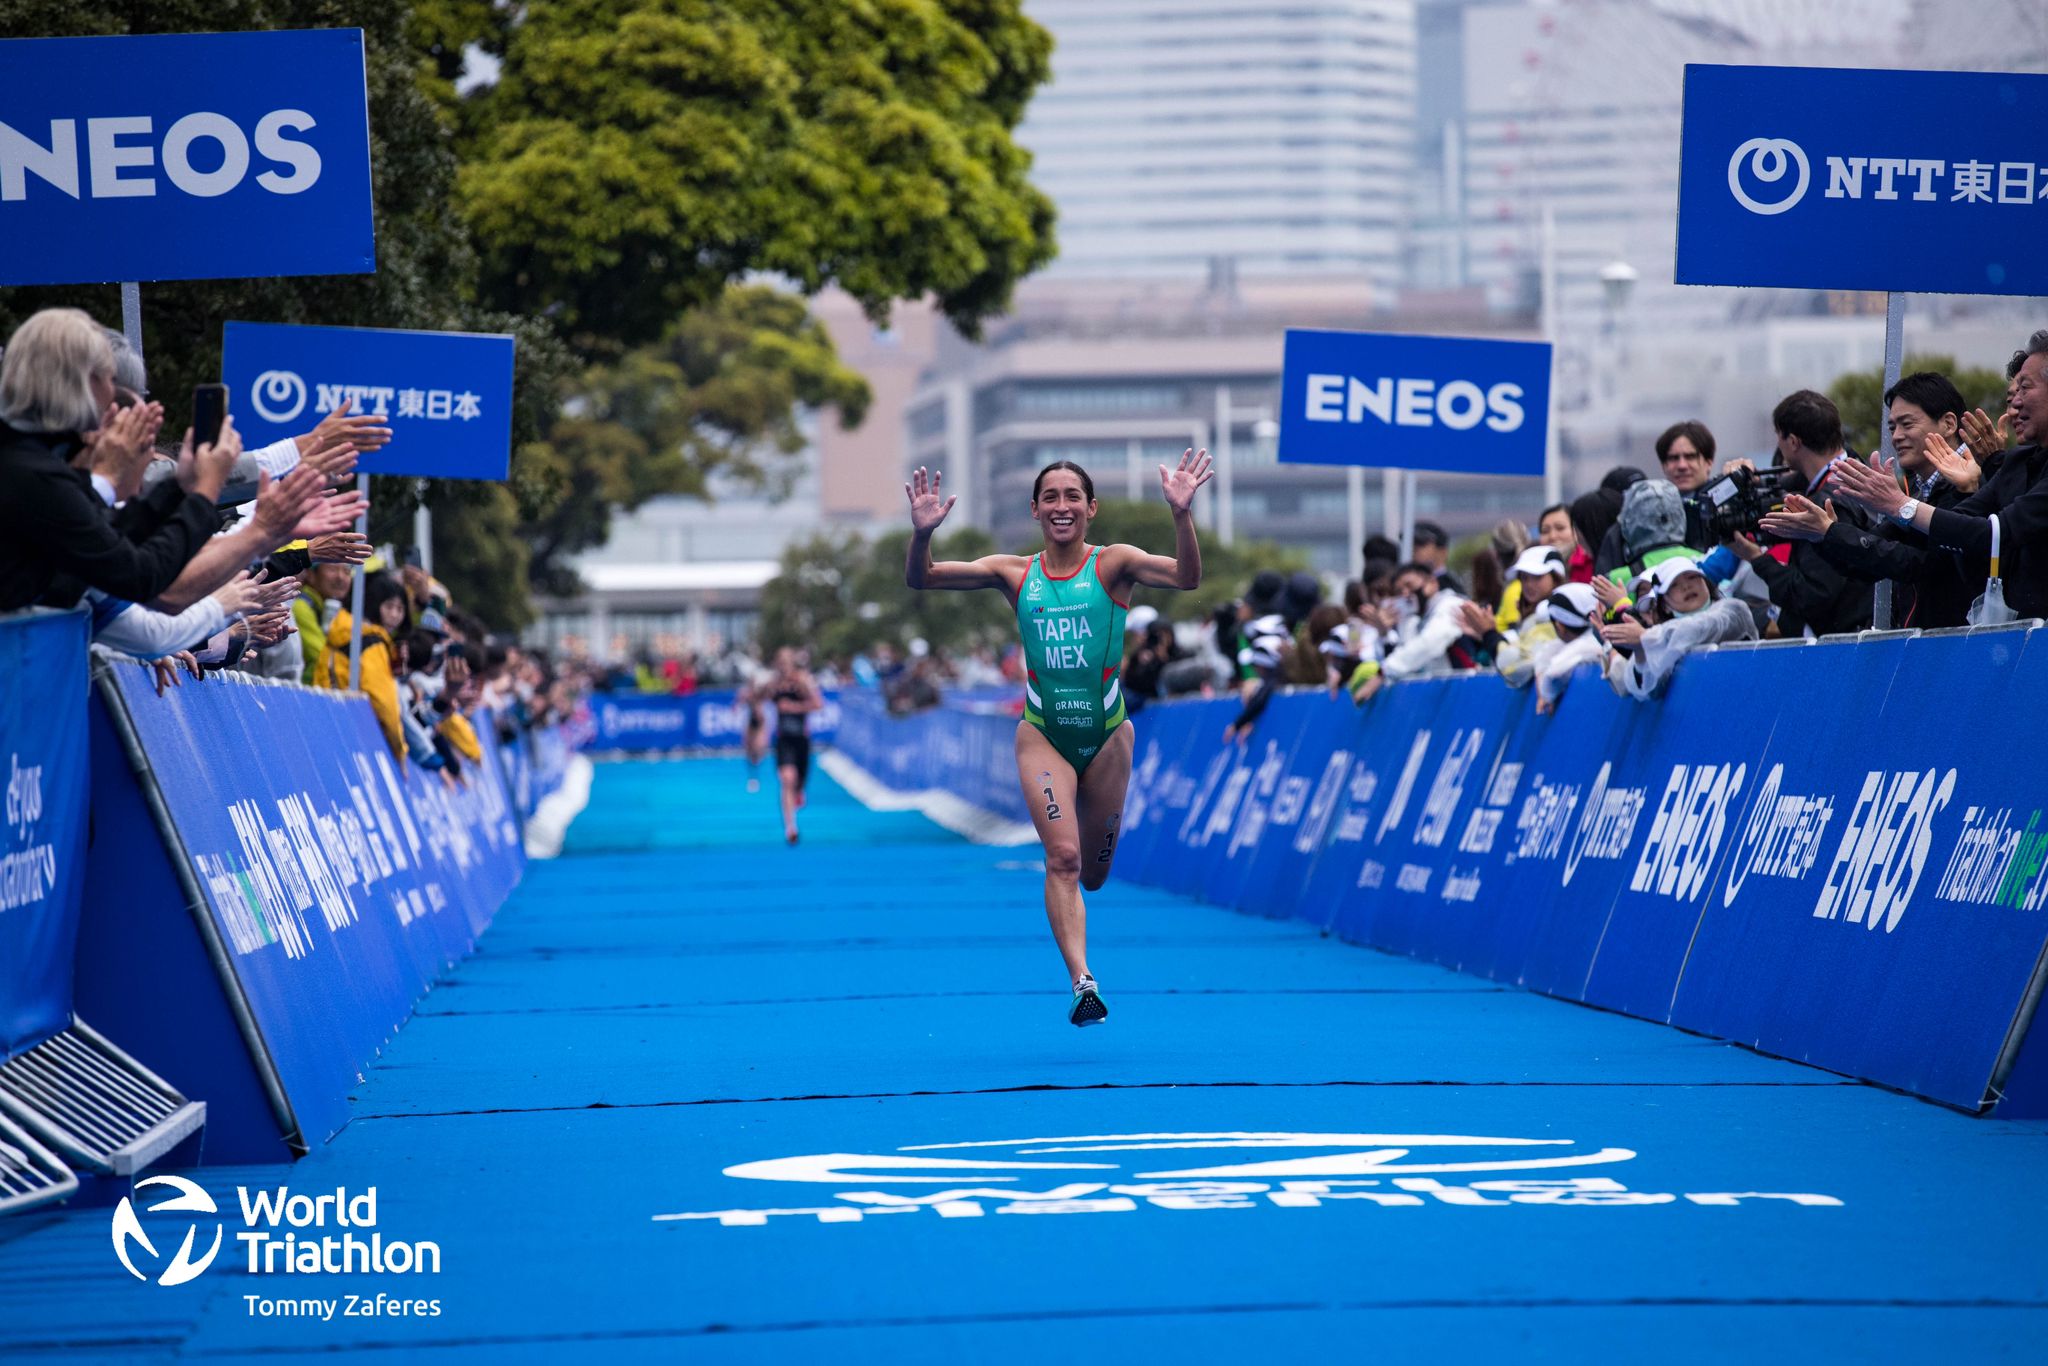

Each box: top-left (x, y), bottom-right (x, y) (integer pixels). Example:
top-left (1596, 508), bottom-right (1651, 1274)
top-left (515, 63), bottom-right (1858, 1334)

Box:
top-left (1677, 63), bottom-right (2048, 297)
top-left (835, 634), bottom-right (2048, 1111)
top-left (92, 659), bottom-right (529, 1147)
top-left (586, 689), bottom-right (842, 754)
top-left (833, 691), bottom-right (1028, 824)
top-left (222, 322), bottom-right (516, 482)
top-left (1278, 328), bottom-right (1553, 477)
top-left (0, 611), bottom-right (90, 1059)
top-left (0, 29), bottom-right (376, 286)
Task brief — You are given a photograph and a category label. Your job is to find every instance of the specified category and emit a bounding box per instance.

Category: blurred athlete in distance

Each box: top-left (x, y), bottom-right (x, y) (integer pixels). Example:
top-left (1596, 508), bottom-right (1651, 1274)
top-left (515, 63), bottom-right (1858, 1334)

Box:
top-left (738, 671), bottom-right (768, 793)
top-left (904, 450), bottom-right (1213, 1027)
top-left (767, 647), bottom-right (823, 844)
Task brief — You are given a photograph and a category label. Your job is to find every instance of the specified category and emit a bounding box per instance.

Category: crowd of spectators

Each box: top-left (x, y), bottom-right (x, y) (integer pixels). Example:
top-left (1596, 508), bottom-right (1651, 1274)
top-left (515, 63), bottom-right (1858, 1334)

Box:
top-left (0, 306), bottom-right (586, 782)
top-left (1124, 327), bottom-right (2048, 735)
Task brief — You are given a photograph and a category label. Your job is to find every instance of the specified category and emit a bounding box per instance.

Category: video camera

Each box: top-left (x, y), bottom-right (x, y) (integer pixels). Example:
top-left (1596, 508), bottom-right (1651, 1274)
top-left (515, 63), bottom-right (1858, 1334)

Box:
top-left (1684, 464), bottom-right (1797, 545)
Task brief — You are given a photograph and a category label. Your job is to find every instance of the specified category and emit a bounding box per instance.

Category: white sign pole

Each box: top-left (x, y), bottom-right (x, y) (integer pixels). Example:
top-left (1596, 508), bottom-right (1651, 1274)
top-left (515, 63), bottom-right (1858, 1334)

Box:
top-left (1539, 203), bottom-right (1561, 510)
top-left (1872, 292), bottom-right (1906, 631)
top-left (1399, 470), bottom-right (1418, 562)
top-left (348, 472), bottom-right (368, 686)
top-left (1347, 466), bottom-right (1366, 578)
top-left (414, 481), bottom-right (433, 578)
top-left (119, 282), bottom-right (143, 364)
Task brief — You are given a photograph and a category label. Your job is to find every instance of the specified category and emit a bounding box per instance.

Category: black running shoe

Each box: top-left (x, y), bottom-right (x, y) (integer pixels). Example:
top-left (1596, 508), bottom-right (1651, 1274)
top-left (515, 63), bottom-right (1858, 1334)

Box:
top-left (1068, 976), bottom-right (1108, 1027)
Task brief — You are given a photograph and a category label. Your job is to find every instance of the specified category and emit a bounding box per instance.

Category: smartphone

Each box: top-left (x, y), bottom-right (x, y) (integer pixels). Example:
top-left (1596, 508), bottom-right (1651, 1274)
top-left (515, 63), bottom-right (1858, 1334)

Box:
top-left (192, 383), bottom-right (228, 450)
top-left (404, 544), bottom-right (425, 570)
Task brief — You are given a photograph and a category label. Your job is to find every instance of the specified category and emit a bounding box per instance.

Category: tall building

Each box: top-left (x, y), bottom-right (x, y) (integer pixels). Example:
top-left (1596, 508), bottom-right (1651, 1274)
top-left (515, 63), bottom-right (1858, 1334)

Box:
top-left (904, 270), bottom-right (1540, 575)
top-left (1423, 0), bottom-right (2005, 481)
top-left (1019, 0), bottom-right (1419, 291)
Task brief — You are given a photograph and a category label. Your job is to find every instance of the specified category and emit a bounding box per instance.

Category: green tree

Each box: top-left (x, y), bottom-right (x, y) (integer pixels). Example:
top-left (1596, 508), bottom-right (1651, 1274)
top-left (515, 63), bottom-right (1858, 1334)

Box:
top-left (0, 2), bottom-right (1056, 629)
top-left (1081, 498), bottom-right (1310, 625)
top-left (757, 500), bottom-right (1307, 661)
top-left (447, 0), bottom-right (1057, 349)
top-left (757, 523), bottom-right (1006, 661)
top-left (1827, 353), bottom-right (2010, 455)
top-left (517, 284), bottom-right (871, 594)
top-left (0, 0), bottom-right (483, 434)
top-left (0, 0), bottom-right (575, 629)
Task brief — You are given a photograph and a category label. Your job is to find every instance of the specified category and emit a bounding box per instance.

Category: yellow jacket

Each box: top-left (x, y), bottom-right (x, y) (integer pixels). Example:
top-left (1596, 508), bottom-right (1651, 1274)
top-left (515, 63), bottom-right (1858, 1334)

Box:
top-left (319, 612), bottom-right (404, 759)
top-left (438, 711), bottom-right (483, 763)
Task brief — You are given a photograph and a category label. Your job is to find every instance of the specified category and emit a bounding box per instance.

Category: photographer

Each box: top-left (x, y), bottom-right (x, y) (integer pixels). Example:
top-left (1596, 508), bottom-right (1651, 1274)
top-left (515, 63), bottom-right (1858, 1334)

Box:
top-left (1723, 390), bottom-right (1872, 638)
top-left (1759, 372), bottom-right (1978, 629)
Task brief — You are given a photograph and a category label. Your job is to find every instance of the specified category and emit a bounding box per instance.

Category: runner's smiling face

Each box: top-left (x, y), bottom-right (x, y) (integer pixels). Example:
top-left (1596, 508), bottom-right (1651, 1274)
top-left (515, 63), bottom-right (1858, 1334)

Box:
top-left (1033, 471), bottom-right (1096, 548)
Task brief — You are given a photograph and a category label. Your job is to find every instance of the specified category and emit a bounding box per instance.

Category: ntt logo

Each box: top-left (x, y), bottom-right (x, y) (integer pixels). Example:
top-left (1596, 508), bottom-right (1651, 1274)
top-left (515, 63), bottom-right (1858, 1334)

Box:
top-left (1728, 137), bottom-right (1812, 215)
top-left (250, 369), bottom-right (308, 424)
top-left (111, 1174), bottom-right (224, 1288)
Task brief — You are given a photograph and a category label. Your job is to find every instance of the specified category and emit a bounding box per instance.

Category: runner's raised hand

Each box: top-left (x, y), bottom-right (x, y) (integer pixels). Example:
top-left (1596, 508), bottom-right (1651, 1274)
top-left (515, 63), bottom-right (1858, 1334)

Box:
top-left (905, 466), bottom-right (956, 534)
top-left (1160, 448), bottom-right (1214, 514)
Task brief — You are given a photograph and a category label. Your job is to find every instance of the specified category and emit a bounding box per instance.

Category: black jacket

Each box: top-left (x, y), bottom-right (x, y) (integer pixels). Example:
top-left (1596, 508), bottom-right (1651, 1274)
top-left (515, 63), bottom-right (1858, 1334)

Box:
top-left (0, 420), bottom-right (218, 612)
top-left (1747, 459), bottom-right (1874, 637)
top-left (1923, 443), bottom-right (2048, 619)
top-left (1813, 475), bottom-right (1976, 629)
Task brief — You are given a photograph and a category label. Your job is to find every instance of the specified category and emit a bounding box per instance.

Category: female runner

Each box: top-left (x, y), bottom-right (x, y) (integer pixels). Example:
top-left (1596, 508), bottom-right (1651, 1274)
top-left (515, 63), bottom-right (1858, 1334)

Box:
top-left (905, 451), bottom-right (1213, 1026)
top-left (739, 672), bottom-right (768, 793)
top-left (767, 647), bottom-right (823, 845)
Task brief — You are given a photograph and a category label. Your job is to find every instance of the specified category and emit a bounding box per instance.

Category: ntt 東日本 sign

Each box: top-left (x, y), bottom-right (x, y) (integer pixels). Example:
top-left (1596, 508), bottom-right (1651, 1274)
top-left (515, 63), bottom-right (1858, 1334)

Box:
top-left (1677, 63), bottom-right (2048, 297)
top-left (223, 321), bottom-right (516, 482)
top-left (0, 29), bottom-right (375, 286)
top-left (1277, 328), bottom-right (1553, 478)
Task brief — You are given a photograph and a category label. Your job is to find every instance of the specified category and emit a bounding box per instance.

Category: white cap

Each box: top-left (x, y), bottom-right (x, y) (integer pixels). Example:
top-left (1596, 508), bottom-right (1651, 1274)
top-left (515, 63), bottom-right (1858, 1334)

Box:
top-left (1510, 545), bottom-right (1567, 580)
top-left (1646, 556), bottom-right (1705, 600)
top-left (1546, 582), bottom-right (1599, 630)
top-left (1127, 604), bottom-right (1160, 634)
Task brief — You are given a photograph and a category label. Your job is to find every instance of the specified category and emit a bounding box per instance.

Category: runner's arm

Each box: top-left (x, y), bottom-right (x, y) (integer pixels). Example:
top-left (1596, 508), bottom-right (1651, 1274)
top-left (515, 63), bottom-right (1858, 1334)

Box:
top-left (1105, 450), bottom-right (1208, 592)
top-left (906, 537), bottom-right (1023, 592)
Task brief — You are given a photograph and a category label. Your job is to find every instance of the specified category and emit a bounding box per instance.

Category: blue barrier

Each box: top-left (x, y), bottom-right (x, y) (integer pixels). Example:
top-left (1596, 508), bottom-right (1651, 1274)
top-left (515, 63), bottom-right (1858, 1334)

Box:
top-left (0, 611), bottom-right (89, 1061)
top-left (833, 691), bottom-right (1029, 823)
top-left (75, 656), bottom-right (531, 1158)
top-left (829, 632), bottom-right (2048, 1114)
top-left (586, 688), bottom-right (842, 753)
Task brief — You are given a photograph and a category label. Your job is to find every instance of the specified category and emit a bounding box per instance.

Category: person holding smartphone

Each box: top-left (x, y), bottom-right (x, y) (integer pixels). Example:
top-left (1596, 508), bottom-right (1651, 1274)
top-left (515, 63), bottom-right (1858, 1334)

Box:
top-left (0, 308), bottom-right (236, 612)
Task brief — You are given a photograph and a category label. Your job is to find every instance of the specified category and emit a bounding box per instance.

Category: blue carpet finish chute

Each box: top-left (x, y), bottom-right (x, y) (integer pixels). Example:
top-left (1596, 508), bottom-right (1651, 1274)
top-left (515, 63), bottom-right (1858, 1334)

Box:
top-left (841, 628), bottom-right (2048, 1112)
top-left (3, 756), bottom-right (2044, 1362)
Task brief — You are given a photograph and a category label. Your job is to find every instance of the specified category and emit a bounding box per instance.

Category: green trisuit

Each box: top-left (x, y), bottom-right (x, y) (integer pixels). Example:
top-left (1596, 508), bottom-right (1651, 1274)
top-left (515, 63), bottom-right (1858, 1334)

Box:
top-left (1017, 546), bottom-right (1129, 774)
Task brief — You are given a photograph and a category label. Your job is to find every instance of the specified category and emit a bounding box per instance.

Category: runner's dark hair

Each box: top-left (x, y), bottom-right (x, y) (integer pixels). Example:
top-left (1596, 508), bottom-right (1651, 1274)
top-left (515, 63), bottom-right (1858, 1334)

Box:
top-left (1032, 459), bottom-right (1095, 503)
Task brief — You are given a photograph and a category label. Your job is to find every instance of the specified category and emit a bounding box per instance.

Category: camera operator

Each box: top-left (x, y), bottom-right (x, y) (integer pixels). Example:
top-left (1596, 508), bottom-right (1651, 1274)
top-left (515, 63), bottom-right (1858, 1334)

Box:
top-left (1825, 332), bottom-right (2048, 620)
top-left (1758, 372), bottom-right (1976, 628)
top-left (1722, 390), bottom-right (1872, 638)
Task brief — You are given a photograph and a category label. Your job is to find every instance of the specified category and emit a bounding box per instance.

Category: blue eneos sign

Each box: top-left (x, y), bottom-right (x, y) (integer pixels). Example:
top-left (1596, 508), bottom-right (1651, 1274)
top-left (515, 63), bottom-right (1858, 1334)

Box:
top-left (1277, 328), bottom-right (1552, 477)
top-left (1677, 64), bottom-right (2048, 296)
top-left (223, 321), bottom-right (516, 481)
top-left (0, 30), bottom-right (374, 287)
